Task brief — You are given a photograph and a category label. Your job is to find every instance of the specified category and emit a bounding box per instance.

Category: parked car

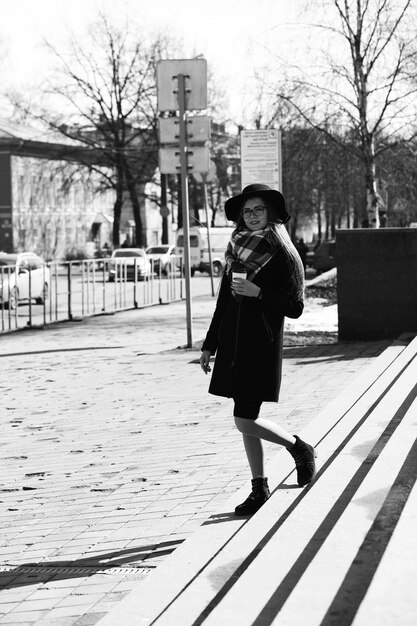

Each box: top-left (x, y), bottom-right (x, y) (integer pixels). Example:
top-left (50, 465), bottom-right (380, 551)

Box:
top-left (312, 240), bottom-right (336, 274)
top-left (145, 244), bottom-right (176, 275)
top-left (108, 248), bottom-right (151, 282)
top-left (0, 252), bottom-right (50, 309)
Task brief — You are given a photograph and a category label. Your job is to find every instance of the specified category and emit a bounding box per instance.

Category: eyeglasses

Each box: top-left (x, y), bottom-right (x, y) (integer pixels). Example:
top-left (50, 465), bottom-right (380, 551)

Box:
top-left (242, 206), bottom-right (266, 219)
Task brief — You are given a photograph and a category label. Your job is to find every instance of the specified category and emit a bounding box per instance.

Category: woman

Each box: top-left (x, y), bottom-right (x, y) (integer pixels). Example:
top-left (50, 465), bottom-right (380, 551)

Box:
top-left (200, 183), bottom-right (317, 516)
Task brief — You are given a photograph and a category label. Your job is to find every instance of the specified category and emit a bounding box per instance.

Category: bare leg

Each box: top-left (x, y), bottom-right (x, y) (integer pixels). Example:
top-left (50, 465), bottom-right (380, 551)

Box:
top-left (234, 415), bottom-right (316, 515)
top-left (242, 433), bottom-right (265, 478)
top-left (235, 416), bottom-right (296, 449)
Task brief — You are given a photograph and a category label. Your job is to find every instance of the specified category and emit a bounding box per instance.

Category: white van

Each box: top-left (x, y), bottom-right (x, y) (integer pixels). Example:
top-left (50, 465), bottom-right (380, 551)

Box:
top-left (175, 226), bottom-right (234, 276)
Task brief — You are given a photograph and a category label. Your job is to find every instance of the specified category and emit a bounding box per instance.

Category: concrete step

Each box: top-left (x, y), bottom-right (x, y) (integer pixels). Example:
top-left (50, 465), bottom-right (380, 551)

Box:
top-left (97, 335), bottom-right (417, 626)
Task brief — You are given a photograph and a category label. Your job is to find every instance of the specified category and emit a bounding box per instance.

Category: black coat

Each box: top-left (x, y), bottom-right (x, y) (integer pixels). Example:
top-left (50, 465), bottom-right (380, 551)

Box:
top-left (202, 248), bottom-right (304, 402)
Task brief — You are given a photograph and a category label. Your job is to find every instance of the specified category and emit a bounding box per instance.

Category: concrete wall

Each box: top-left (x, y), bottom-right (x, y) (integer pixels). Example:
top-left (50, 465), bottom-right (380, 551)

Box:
top-left (337, 228), bottom-right (417, 340)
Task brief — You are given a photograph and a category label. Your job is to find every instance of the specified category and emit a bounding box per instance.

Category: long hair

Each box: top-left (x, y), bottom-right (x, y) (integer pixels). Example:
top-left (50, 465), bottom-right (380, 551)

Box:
top-left (233, 197), bottom-right (305, 302)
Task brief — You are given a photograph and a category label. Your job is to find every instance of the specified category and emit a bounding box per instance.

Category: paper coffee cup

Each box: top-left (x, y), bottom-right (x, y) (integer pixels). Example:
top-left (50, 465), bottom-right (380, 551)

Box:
top-left (232, 271), bottom-right (247, 280)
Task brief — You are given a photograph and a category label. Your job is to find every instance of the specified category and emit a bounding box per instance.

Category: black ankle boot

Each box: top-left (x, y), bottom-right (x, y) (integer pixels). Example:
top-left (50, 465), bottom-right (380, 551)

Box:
top-left (288, 436), bottom-right (317, 486)
top-left (235, 477), bottom-right (270, 516)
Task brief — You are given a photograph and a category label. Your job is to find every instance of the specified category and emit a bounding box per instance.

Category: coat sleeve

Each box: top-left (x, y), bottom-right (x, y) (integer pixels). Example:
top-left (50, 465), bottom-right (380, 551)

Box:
top-left (201, 272), bottom-right (231, 355)
top-left (259, 254), bottom-right (304, 319)
top-left (260, 286), bottom-right (304, 319)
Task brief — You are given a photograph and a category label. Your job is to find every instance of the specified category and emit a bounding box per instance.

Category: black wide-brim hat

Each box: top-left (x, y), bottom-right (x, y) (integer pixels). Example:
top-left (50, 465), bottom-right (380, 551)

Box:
top-left (224, 184), bottom-right (290, 223)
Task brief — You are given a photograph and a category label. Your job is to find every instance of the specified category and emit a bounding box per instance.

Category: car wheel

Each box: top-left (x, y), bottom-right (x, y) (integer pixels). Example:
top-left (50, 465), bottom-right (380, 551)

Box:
top-left (35, 282), bottom-right (48, 305)
top-left (8, 286), bottom-right (19, 310)
top-left (212, 261), bottom-right (223, 276)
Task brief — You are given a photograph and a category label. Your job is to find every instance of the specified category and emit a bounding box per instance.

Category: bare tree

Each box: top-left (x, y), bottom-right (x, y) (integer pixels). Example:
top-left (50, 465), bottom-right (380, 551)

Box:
top-left (36, 15), bottom-right (170, 246)
top-left (268, 0), bottom-right (417, 227)
top-left (0, 37), bottom-right (12, 116)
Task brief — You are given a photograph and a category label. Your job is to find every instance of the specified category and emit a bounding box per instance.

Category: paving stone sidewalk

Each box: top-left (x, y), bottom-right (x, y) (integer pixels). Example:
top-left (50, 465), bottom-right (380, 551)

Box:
top-left (0, 293), bottom-right (390, 625)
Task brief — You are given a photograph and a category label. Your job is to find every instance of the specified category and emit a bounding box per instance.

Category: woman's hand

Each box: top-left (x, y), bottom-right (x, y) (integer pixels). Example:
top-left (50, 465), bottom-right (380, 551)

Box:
top-left (200, 350), bottom-right (212, 374)
top-left (232, 278), bottom-right (261, 298)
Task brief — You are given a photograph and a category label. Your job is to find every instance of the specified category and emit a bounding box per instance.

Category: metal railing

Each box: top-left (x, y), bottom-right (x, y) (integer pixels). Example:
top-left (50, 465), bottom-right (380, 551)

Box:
top-left (0, 257), bottom-right (185, 334)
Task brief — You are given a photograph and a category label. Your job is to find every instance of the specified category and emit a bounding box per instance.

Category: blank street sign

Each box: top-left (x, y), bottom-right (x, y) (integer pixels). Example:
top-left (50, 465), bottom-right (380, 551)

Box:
top-left (159, 146), bottom-right (210, 174)
top-left (157, 59), bottom-right (208, 111)
top-left (158, 115), bottom-right (211, 145)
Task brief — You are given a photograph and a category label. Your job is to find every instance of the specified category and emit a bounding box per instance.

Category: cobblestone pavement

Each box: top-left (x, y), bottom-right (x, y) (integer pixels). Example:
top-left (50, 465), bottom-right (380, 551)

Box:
top-left (0, 293), bottom-right (390, 625)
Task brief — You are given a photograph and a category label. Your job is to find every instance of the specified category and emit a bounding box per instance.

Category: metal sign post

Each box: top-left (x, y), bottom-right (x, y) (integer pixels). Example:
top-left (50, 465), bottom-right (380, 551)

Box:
top-left (177, 74), bottom-right (193, 348)
top-left (157, 58), bottom-right (209, 348)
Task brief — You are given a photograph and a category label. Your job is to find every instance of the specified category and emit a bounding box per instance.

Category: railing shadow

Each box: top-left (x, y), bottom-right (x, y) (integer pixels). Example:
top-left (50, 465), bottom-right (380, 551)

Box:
top-left (0, 539), bottom-right (184, 590)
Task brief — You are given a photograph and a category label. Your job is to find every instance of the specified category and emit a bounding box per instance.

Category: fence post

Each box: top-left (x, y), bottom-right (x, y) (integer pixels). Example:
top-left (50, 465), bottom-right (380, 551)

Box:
top-left (27, 267), bottom-right (32, 327)
top-left (43, 263), bottom-right (47, 326)
top-left (134, 258), bottom-right (138, 308)
top-left (1, 268), bottom-right (5, 331)
top-left (67, 262), bottom-right (73, 320)
top-left (102, 259), bottom-right (106, 312)
top-left (92, 260), bottom-right (96, 314)
top-left (54, 263), bottom-right (58, 322)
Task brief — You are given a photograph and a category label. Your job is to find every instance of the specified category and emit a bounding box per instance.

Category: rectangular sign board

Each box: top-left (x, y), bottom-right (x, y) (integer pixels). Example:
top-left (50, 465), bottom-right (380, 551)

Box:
top-left (240, 129), bottom-right (281, 190)
top-left (158, 118), bottom-right (180, 145)
top-left (187, 146), bottom-right (210, 173)
top-left (158, 115), bottom-right (210, 145)
top-left (157, 59), bottom-right (207, 112)
top-left (186, 116), bottom-right (211, 143)
top-left (159, 146), bottom-right (210, 175)
top-left (159, 148), bottom-right (180, 174)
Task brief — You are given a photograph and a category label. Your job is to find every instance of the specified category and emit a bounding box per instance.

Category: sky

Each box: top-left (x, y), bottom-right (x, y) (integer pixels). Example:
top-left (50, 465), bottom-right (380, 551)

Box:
top-left (0, 0), bottom-right (313, 125)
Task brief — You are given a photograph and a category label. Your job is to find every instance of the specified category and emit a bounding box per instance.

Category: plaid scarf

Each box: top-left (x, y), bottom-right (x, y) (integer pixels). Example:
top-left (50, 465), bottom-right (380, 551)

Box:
top-left (225, 227), bottom-right (277, 280)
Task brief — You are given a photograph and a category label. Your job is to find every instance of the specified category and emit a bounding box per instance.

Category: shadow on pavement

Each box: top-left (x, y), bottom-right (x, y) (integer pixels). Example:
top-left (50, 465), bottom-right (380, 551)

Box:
top-left (202, 482), bottom-right (301, 526)
top-left (202, 512), bottom-right (237, 525)
top-left (283, 341), bottom-right (390, 362)
top-left (0, 539), bottom-right (184, 590)
top-left (0, 346), bottom-right (123, 358)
